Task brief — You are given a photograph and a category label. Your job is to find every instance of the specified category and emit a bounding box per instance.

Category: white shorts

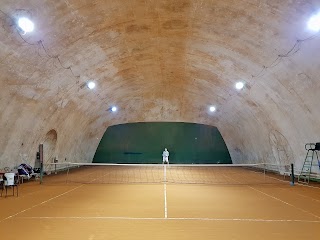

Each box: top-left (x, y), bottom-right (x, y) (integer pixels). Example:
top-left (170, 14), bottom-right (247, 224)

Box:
top-left (163, 156), bottom-right (169, 163)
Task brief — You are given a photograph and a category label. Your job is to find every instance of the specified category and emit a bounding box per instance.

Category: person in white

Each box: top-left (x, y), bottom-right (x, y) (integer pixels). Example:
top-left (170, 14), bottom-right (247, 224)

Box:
top-left (162, 148), bottom-right (169, 164)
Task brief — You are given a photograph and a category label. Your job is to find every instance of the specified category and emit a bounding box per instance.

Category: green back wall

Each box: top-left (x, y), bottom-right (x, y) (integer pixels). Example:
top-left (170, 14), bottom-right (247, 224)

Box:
top-left (93, 122), bottom-right (232, 164)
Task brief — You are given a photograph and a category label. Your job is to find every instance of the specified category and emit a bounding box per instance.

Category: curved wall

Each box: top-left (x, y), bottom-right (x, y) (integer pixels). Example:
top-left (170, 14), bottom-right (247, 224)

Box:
top-left (0, 1), bottom-right (320, 177)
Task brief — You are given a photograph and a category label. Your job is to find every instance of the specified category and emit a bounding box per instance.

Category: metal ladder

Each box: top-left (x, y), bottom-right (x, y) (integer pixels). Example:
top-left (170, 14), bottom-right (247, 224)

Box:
top-left (298, 143), bottom-right (320, 184)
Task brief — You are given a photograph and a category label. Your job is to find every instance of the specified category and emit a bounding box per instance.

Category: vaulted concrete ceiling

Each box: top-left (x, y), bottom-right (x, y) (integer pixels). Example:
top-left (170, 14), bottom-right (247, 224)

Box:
top-left (0, 0), bottom-right (320, 169)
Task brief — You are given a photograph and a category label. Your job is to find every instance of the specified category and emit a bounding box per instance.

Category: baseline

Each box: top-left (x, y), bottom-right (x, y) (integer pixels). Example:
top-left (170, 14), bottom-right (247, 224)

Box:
top-left (15, 216), bottom-right (320, 223)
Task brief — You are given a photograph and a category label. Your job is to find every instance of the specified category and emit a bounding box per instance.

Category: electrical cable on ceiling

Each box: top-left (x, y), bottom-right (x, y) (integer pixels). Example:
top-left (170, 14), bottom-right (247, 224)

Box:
top-left (0, 9), bottom-right (80, 80)
top-left (252, 33), bottom-right (319, 78)
top-left (0, 8), bottom-right (109, 105)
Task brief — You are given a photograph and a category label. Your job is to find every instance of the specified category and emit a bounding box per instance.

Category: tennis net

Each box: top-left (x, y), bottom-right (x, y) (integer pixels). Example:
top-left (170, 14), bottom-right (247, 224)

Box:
top-left (41, 162), bottom-right (293, 185)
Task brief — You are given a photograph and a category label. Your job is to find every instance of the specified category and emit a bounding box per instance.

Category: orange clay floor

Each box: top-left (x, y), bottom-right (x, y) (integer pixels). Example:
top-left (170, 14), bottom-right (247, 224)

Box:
top-left (1, 179), bottom-right (320, 240)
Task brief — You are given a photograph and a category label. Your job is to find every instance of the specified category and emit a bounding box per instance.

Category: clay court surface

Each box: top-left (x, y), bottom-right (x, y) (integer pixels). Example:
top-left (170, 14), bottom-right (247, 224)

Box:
top-left (1, 165), bottom-right (320, 240)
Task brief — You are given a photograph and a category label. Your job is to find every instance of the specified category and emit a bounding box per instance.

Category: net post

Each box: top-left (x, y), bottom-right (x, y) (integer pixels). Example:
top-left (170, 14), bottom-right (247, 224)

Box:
top-left (263, 162), bottom-right (266, 181)
top-left (54, 157), bottom-right (58, 174)
top-left (290, 163), bottom-right (295, 186)
top-left (66, 163), bottom-right (70, 184)
top-left (39, 144), bottom-right (43, 184)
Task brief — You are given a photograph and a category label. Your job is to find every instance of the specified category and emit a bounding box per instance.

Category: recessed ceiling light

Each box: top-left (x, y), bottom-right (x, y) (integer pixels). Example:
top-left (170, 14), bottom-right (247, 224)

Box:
top-left (18, 17), bottom-right (34, 33)
top-left (111, 106), bottom-right (117, 112)
top-left (87, 81), bottom-right (95, 89)
top-left (308, 12), bottom-right (320, 32)
top-left (209, 106), bottom-right (216, 112)
top-left (235, 81), bottom-right (245, 90)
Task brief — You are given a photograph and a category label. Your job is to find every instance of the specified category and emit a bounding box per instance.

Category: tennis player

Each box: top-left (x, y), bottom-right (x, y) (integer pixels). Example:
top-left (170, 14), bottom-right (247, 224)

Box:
top-left (162, 148), bottom-right (169, 164)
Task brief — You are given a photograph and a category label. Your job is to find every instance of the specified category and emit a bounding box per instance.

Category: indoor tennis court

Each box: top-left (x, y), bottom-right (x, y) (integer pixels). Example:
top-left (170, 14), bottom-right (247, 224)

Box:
top-left (1, 0), bottom-right (320, 240)
top-left (1, 164), bottom-right (319, 240)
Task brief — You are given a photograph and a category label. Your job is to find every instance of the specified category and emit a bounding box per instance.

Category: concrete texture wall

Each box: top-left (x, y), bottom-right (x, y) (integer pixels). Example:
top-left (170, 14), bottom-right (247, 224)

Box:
top-left (0, 0), bottom-right (320, 173)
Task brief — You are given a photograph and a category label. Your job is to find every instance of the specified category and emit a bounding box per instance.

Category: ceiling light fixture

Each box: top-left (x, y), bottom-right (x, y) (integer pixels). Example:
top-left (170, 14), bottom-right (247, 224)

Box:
top-left (209, 106), bottom-right (216, 112)
top-left (111, 106), bottom-right (117, 112)
top-left (235, 81), bottom-right (245, 90)
top-left (308, 12), bottom-right (320, 32)
top-left (18, 17), bottom-right (34, 33)
top-left (87, 81), bottom-right (96, 89)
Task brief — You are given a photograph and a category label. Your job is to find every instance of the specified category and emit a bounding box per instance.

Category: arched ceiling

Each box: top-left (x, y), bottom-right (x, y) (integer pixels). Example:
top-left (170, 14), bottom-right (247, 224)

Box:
top-left (0, 0), bottom-right (320, 168)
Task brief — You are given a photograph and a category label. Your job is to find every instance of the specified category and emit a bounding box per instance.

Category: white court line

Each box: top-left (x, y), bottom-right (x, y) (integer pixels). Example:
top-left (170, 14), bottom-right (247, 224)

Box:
top-left (164, 165), bottom-right (168, 218)
top-left (0, 168), bottom-right (109, 223)
top-left (222, 171), bottom-right (320, 220)
top-left (0, 185), bottom-right (83, 223)
top-left (254, 169), bottom-right (320, 189)
top-left (255, 174), bottom-right (320, 203)
top-left (295, 183), bottom-right (320, 189)
top-left (293, 192), bottom-right (320, 203)
top-left (15, 216), bottom-right (320, 223)
top-left (248, 186), bottom-right (320, 220)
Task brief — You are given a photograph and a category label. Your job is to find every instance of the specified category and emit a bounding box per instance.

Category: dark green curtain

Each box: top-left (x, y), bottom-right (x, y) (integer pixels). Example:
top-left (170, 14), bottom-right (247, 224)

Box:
top-left (93, 122), bottom-right (232, 164)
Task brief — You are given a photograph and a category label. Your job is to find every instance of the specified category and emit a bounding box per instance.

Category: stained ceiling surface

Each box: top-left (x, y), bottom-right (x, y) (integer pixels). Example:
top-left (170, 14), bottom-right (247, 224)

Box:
top-left (0, 0), bottom-right (320, 168)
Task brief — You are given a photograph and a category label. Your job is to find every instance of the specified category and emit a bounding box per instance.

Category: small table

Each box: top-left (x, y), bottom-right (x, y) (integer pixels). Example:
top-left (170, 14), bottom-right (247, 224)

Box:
top-left (18, 175), bottom-right (25, 184)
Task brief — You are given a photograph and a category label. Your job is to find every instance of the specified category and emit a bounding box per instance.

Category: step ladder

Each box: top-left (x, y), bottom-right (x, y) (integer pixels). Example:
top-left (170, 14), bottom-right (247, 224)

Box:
top-left (298, 142), bottom-right (320, 184)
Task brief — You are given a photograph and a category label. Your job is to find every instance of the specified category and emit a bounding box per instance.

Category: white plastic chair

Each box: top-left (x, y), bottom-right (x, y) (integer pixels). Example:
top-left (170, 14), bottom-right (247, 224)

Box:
top-left (4, 173), bottom-right (18, 197)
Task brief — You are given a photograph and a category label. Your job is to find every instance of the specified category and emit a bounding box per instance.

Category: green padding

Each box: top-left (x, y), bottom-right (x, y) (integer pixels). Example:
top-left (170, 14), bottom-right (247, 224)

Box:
top-left (93, 122), bottom-right (232, 164)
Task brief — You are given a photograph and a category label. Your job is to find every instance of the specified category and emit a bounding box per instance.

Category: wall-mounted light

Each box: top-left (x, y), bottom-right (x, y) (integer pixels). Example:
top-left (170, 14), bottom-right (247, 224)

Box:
top-left (111, 106), bottom-right (117, 112)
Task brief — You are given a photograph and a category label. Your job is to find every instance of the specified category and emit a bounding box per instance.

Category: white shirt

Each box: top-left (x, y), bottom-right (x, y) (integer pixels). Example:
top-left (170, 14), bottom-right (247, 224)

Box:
top-left (163, 150), bottom-right (169, 157)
